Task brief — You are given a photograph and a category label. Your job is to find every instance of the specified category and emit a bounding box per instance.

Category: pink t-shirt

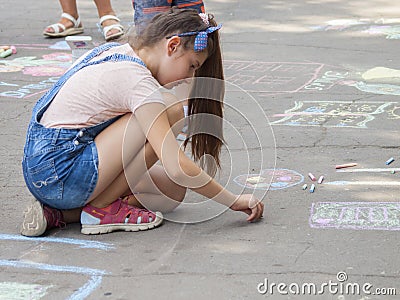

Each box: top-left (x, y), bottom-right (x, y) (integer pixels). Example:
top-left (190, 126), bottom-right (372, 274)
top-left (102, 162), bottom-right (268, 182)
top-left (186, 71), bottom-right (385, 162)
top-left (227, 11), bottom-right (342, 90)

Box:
top-left (40, 43), bottom-right (165, 128)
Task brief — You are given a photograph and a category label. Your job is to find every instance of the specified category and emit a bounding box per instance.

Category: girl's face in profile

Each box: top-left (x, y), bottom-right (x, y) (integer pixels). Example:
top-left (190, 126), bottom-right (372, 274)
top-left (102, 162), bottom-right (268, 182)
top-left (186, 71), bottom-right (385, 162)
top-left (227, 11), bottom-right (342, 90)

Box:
top-left (157, 38), bottom-right (208, 88)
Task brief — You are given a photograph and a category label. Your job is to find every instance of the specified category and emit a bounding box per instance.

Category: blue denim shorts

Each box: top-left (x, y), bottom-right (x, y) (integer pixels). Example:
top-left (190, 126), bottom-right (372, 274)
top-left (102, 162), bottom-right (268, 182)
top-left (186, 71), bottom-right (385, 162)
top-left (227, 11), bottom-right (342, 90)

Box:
top-left (22, 118), bottom-right (118, 210)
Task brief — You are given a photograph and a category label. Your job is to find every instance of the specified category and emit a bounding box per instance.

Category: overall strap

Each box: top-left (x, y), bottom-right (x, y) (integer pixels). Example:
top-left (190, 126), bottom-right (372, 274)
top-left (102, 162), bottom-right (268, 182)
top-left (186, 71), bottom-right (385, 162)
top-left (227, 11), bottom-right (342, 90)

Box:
top-left (32, 43), bottom-right (146, 123)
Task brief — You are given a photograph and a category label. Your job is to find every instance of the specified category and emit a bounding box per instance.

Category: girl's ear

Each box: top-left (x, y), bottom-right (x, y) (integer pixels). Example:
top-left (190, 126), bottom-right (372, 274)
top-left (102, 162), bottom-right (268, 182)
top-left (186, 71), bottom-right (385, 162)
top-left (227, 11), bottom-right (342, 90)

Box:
top-left (167, 36), bottom-right (182, 56)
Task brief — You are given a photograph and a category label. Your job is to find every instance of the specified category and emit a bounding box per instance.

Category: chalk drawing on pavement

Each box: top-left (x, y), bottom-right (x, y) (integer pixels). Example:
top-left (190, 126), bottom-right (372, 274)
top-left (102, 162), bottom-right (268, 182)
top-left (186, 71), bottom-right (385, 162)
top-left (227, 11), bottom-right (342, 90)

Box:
top-left (343, 81), bottom-right (400, 96)
top-left (309, 202), bottom-right (400, 231)
top-left (311, 18), bottom-right (400, 39)
top-left (387, 105), bottom-right (400, 119)
top-left (0, 53), bottom-right (71, 76)
top-left (0, 282), bottom-right (52, 300)
top-left (0, 259), bottom-right (108, 300)
top-left (302, 70), bottom-right (349, 91)
top-left (0, 234), bottom-right (113, 298)
top-left (270, 101), bottom-right (396, 128)
top-left (361, 67), bottom-right (400, 81)
top-left (234, 168), bottom-right (304, 190)
top-left (0, 233), bottom-right (115, 250)
top-left (223, 60), bottom-right (351, 97)
top-left (340, 67), bottom-right (400, 96)
top-left (0, 43), bottom-right (73, 99)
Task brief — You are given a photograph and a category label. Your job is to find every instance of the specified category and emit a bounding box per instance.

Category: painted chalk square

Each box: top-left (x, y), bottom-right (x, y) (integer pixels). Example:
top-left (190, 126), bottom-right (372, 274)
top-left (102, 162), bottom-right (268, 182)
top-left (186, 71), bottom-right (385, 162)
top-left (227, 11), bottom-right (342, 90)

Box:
top-left (224, 60), bottom-right (323, 93)
top-left (309, 202), bottom-right (400, 231)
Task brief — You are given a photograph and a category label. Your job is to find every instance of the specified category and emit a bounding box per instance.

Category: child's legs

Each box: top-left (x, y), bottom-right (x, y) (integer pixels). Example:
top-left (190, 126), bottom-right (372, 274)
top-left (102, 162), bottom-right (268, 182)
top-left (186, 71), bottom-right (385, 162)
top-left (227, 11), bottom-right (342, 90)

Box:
top-left (126, 164), bottom-right (186, 213)
top-left (93, 0), bottom-right (115, 17)
top-left (88, 95), bottom-right (184, 208)
top-left (88, 113), bottom-right (148, 206)
top-left (59, 0), bottom-right (79, 18)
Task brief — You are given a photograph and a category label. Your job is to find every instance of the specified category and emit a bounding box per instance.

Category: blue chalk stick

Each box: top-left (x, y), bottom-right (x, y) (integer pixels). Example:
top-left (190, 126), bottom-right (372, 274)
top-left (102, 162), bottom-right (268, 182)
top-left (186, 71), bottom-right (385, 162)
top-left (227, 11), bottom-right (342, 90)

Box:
top-left (385, 157), bottom-right (395, 165)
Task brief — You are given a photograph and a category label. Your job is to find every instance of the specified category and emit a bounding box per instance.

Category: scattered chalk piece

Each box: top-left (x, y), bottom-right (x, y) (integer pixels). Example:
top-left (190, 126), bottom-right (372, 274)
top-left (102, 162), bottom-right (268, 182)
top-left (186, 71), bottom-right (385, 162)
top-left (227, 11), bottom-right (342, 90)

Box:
top-left (317, 176), bottom-right (324, 184)
top-left (385, 157), bottom-right (395, 165)
top-left (308, 173), bottom-right (316, 181)
top-left (310, 184), bottom-right (315, 193)
top-left (391, 170), bottom-right (396, 174)
top-left (0, 48), bottom-right (12, 58)
top-left (0, 45), bottom-right (16, 58)
top-left (335, 163), bottom-right (357, 169)
top-left (302, 184), bottom-right (308, 190)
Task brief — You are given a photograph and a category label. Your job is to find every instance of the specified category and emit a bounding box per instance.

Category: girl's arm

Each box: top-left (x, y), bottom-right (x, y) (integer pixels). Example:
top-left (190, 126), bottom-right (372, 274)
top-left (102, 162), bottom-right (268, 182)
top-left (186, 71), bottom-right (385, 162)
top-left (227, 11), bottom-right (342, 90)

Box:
top-left (135, 102), bottom-right (264, 221)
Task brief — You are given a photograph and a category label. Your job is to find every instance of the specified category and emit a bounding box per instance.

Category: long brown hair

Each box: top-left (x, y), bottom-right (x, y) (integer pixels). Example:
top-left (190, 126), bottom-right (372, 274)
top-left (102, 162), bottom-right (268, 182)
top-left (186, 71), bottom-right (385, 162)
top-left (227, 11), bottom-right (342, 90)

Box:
top-left (130, 8), bottom-right (225, 176)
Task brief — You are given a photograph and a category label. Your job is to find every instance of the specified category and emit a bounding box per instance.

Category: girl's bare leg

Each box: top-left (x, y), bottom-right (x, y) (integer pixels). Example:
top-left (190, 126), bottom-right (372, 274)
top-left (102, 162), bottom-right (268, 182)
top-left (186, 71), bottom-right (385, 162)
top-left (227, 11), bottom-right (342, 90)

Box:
top-left (125, 164), bottom-right (187, 213)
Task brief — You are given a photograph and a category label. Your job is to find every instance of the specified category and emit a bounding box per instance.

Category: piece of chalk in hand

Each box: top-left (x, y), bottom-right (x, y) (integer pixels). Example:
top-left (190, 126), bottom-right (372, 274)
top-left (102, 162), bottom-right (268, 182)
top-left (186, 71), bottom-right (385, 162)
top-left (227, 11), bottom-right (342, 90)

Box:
top-left (317, 176), bottom-right (324, 184)
top-left (308, 173), bottom-right (316, 181)
top-left (385, 157), bottom-right (394, 165)
top-left (310, 184), bottom-right (315, 193)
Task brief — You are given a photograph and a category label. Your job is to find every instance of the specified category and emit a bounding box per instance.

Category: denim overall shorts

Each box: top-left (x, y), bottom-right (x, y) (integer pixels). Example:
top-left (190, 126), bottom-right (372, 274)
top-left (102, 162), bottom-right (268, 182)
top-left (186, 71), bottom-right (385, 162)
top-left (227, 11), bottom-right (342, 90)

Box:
top-left (22, 43), bottom-right (146, 210)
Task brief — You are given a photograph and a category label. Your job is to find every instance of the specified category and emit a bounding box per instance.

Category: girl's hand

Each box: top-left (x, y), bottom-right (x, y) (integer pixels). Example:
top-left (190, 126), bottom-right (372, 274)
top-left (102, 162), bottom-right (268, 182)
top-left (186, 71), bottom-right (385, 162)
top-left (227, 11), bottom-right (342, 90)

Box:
top-left (229, 194), bottom-right (264, 222)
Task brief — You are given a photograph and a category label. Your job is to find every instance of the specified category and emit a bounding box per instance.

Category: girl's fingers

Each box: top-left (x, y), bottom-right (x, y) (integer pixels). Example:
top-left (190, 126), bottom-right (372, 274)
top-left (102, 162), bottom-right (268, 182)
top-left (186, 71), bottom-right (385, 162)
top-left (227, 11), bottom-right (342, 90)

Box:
top-left (247, 204), bottom-right (260, 222)
top-left (247, 202), bottom-right (264, 222)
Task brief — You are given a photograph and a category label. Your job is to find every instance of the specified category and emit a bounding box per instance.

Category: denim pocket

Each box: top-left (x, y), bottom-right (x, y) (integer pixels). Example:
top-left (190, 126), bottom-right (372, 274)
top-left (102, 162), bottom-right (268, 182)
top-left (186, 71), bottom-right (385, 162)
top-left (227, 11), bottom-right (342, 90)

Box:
top-left (27, 159), bottom-right (63, 202)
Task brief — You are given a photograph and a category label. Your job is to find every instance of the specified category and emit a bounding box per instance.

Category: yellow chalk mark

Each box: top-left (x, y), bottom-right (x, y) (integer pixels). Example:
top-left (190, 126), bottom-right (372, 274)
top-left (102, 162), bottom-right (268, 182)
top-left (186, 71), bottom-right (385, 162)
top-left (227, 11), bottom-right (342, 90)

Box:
top-left (362, 67), bottom-right (400, 80)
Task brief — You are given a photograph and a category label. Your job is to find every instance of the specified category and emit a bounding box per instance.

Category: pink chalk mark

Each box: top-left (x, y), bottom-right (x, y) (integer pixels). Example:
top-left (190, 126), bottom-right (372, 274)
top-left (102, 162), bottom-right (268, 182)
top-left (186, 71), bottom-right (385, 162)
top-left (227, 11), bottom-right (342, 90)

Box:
top-left (224, 60), bottom-right (325, 93)
top-left (23, 90), bottom-right (47, 98)
top-left (272, 112), bottom-right (368, 118)
top-left (315, 218), bottom-right (334, 225)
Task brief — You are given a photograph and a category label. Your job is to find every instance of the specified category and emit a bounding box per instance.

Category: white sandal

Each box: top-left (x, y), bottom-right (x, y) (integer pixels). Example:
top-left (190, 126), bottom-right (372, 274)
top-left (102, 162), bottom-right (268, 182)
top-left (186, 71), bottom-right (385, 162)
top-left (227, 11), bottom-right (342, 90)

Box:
top-left (43, 12), bottom-right (84, 37)
top-left (99, 15), bottom-right (124, 41)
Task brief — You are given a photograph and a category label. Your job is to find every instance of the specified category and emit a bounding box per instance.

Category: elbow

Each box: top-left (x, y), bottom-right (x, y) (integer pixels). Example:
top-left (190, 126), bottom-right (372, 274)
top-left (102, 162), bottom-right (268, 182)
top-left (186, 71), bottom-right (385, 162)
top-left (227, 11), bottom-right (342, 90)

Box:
top-left (165, 158), bottom-right (190, 185)
top-left (164, 156), bottom-right (199, 188)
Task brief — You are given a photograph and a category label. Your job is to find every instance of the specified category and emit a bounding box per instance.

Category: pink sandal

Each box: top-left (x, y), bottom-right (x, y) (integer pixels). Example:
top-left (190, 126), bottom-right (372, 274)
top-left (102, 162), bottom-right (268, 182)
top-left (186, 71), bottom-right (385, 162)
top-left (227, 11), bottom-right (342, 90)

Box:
top-left (80, 197), bottom-right (163, 235)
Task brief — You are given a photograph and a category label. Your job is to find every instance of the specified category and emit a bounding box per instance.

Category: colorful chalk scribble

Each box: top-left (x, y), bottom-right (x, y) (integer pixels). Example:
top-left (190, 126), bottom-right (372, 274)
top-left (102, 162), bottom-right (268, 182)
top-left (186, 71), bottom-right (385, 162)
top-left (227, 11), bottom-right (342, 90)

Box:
top-left (270, 101), bottom-right (396, 128)
top-left (339, 66), bottom-right (400, 96)
top-left (0, 43), bottom-right (73, 99)
top-left (344, 81), bottom-right (400, 96)
top-left (309, 202), bottom-right (400, 231)
top-left (0, 53), bottom-right (71, 76)
top-left (311, 18), bottom-right (400, 39)
top-left (233, 168), bottom-right (304, 190)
